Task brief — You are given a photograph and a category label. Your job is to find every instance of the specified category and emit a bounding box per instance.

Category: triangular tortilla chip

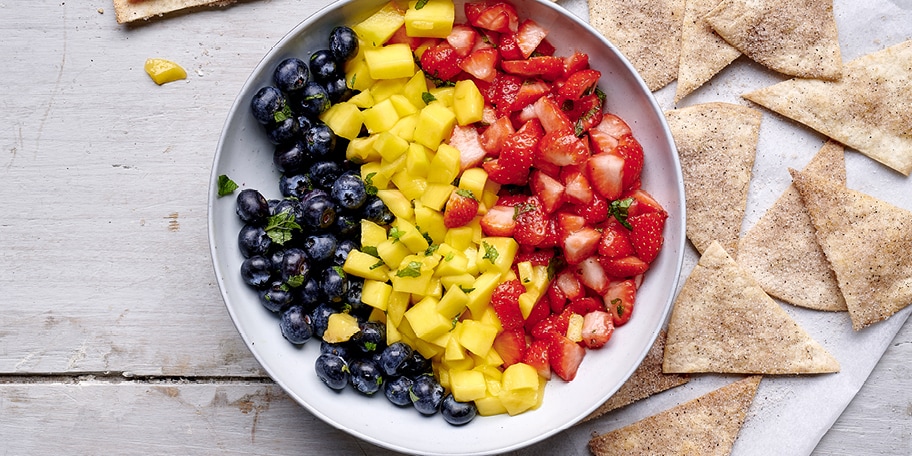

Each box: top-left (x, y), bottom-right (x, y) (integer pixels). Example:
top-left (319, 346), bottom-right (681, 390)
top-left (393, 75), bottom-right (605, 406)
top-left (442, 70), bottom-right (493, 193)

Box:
top-left (582, 330), bottom-right (689, 422)
top-left (113, 0), bottom-right (236, 24)
top-left (588, 0), bottom-right (686, 91)
top-left (588, 376), bottom-right (761, 456)
top-left (665, 102), bottom-right (762, 255)
top-left (744, 40), bottom-right (912, 175)
top-left (704, 0), bottom-right (842, 80)
top-left (663, 241), bottom-right (840, 374)
top-left (789, 169), bottom-right (912, 330)
top-left (737, 141), bottom-right (848, 311)
top-left (674, 0), bottom-right (742, 102)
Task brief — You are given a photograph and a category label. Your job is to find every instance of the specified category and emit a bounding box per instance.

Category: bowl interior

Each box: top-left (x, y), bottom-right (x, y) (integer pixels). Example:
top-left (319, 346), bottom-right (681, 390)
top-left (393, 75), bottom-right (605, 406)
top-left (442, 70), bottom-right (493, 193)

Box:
top-left (208, 0), bottom-right (685, 454)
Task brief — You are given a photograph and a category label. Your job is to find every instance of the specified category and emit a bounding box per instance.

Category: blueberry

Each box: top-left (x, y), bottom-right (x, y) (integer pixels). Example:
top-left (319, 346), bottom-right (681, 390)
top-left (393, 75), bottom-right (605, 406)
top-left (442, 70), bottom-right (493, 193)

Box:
top-left (329, 26), bottom-right (359, 62)
top-left (250, 86), bottom-right (287, 125)
top-left (303, 122), bottom-right (337, 159)
top-left (331, 173), bottom-right (367, 210)
top-left (239, 255), bottom-right (272, 288)
top-left (279, 174), bottom-right (314, 199)
top-left (280, 304), bottom-right (313, 344)
top-left (265, 115), bottom-right (299, 145)
top-left (273, 57), bottom-right (309, 93)
top-left (410, 374), bottom-right (445, 415)
top-left (320, 340), bottom-right (351, 359)
top-left (279, 247), bottom-right (310, 286)
top-left (300, 194), bottom-right (336, 230)
top-left (236, 188), bottom-right (270, 225)
top-left (378, 342), bottom-right (413, 377)
top-left (441, 394), bottom-right (477, 426)
top-left (309, 49), bottom-right (341, 82)
top-left (309, 160), bottom-right (343, 189)
top-left (384, 376), bottom-right (413, 407)
top-left (333, 239), bottom-right (358, 266)
top-left (321, 266), bottom-right (348, 303)
top-left (296, 276), bottom-right (323, 307)
top-left (361, 195), bottom-right (395, 225)
top-left (272, 198), bottom-right (305, 228)
top-left (273, 140), bottom-right (310, 175)
top-left (303, 233), bottom-right (338, 264)
top-left (333, 211), bottom-right (361, 239)
top-left (400, 350), bottom-right (432, 377)
top-left (259, 279), bottom-right (295, 312)
top-left (349, 358), bottom-right (383, 395)
top-left (310, 302), bottom-right (337, 338)
top-left (293, 81), bottom-right (330, 117)
top-left (352, 320), bottom-right (385, 354)
top-left (323, 75), bottom-right (352, 103)
top-left (314, 353), bottom-right (349, 390)
top-left (238, 224), bottom-right (272, 258)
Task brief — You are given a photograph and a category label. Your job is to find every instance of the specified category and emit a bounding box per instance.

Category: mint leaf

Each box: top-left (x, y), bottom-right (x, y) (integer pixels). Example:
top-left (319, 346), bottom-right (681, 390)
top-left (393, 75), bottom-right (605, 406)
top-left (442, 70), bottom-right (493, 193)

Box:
top-left (415, 0), bottom-right (429, 10)
top-left (609, 197), bottom-right (634, 229)
top-left (364, 172), bottom-right (378, 196)
top-left (396, 261), bottom-right (423, 278)
top-left (421, 92), bottom-right (437, 104)
top-left (265, 210), bottom-right (300, 245)
top-left (482, 241), bottom-right (499, 263)
top-left (217, 175), bottom-right (238, 197)
top-left (388, 226), bottom-right (404, 243)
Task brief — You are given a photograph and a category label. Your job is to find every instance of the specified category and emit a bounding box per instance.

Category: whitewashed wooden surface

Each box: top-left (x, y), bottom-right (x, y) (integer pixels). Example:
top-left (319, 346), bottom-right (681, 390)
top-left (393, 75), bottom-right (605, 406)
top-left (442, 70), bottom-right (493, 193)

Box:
top-left (0, 0), bottom-right (910, 454)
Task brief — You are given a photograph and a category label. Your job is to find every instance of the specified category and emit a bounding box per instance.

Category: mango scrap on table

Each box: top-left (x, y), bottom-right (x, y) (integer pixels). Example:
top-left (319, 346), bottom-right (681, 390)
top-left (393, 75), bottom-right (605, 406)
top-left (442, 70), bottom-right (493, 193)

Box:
top-left (144, 58), bottom-right (187, 85)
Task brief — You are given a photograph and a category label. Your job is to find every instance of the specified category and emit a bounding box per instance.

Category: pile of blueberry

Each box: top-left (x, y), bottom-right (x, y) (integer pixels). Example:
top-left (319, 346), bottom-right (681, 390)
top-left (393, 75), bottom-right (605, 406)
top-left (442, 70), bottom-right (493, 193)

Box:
top-left (234, 26), bottom-right (477, 425)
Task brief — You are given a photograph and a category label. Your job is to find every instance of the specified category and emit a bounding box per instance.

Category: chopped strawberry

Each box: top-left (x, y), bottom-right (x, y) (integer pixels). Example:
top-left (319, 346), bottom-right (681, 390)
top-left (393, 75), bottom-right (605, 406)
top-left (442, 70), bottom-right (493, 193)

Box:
top-left (581, 311), bottom-right (614, 349)
top-left (558, 69), bottom-right (600, 101)
top-left (522, 338), bottom-right (552, 379)
top-left (562, 226), bottom-right (601, 264)
top-left (568, 196), bottom-right (608, 224)
top-left (532, 307), bottom-right (573, 340)
top-left (598, 218), bottom-right (635, 259)
top-left (532, 95), bottom-right (572, 133)
top-left (556, 212), bottom-right (587, 238)
top-left (515, 19), bottom-right (548, 58)
top-left (599, 256), bottom-right (649, 278)
top-left (497, 32), bottom-right (524, 60)
top-left (489, 72), bottom-right (524, 117)
top-left (514, 247), bottom-right (556, 267)
top-left (513, 197), bottom-right (550, 247)
top-left (385, 25), bottom-right (424, 49)
top-left (491, 279), bottom-right (526, 330)
top-left (467, 1), bottom-right (519, 34)
top-left (420, 41), bottom-right (462, 81)
top-left (539, 128), bottom-right (590, 166)
top-left (539, 217), bottom-right (561, 248)
top-left (574, 256), bottom-right (609, 294)
top-left (448, 124), bottom-right (487, 170)
top-left (493, 327), bottom-right (527, 367)
top-left (563, 50), bottom-right (590, 76)
top-left (459, 48), bottom-right (499, 83)
top-left (628, 211), bottom-right (667, 263)
top-left (546, 278), bottom-right (568, 313)
top-left (529, 170), bottom-right (565, 214)
top-left (624, 188), bottom-right (666, 218)
top-left (603, 279), bottom-right (636, 327)
top-left (480, 115), bottom-right (515, 156)
top-left (560, 165), bottom-right (594, 206)
top-left (616, 135), bottom-right (644, 191)
top-left (483, 158), bottom-right (526, 185)
top-left (591, 113), bottom-right (632, 141)
top-left (567, 93), bottom-right (604, 136)
top-left (548, 334), bottom-right (586, 381)
top-left (567, 296), bottom-right (602, 315)
top-left (587, 152), bottom-right (624, 201)
top-left (446, 24), bottom-right (478, 57)
top-left (534, 38), bottom-right (556, 56)
top-left (479, 204), bottom-right (517, 236)
top-left (509, 79), bottom-right (551, 111)
top-left (494, 193), bottom-right (529, 208)
top-left (490, 118), bottom-right (542, 184)
top-left (501, 56), bottom-right (564, 81)
top-left (443, 188), bottom-right (480, 228)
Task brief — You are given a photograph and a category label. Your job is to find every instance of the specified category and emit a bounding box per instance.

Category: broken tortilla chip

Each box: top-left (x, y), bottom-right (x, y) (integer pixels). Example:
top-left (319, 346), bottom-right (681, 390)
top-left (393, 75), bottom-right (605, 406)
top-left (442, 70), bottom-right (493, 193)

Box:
top-left (582, 330), bottom-right (689, 422)
top-left (665, 102), bottom-right (762, 255)
top-left (744, 40), bottom-right (912, 175)
top-left (588, 0), bottom-right (686, 92)
top-left (704, 0), bottom-right (842, 80)
top-left (588, 376), bottom-right (761, 456)
top-left (789, 169), bottom-right (912, 330)
top-left (113, 0), bottom-right (236, 24)
top-left (663, 241), bottom-right (840, 374)
top-left (674, 0), bottom-right (741, 102)
top-left (737, 141), bottom-right (848, 312)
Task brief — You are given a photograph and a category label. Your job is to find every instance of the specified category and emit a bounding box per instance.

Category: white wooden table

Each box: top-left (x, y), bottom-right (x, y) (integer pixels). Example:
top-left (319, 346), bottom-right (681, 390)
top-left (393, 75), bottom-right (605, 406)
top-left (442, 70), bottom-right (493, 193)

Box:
top-left (1, 1), bottom-right (910, 454)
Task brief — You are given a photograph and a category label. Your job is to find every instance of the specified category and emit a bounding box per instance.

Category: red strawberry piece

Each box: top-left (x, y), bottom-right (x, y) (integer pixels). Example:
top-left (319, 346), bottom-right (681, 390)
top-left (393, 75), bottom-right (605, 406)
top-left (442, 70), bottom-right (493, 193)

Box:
top-left (448, 125), bottom-right (487, 171)
top-left (558, 69), bottom-right (601, 101)
top-left (598, 218), bottom-right (635, 258)
top-left (587, 152), bottom-right (625, 201)
top-left (568, 196), bottom-right (608, 224)
top-left (522, 338), bottom-right (552, 379)
top-left (498, 32), bottom-right (524, 60)
top-left (468, 1), bottom-right (519, 33)
top-left (443, 188), bottom-right (480, 228)
top-left (529, 170), bottom-right (566, 214)
top-left (603, 279), bottom-right (636, 327)
top-left (556, 212), bottom-right (587, 238)
top-left (581, 311), bottom-right (614, 349)
top-left (539, 216), bottom-right (561, 248)
top-left (562, 226), bottom-right (601, 264)
top-left (599, 255), bottom-right (649, 278)
top-left (494, 193), bottom-right (529, 208)
top-left (489, 72), bottom-right (524, 117)
top-left (501, 56), bottom-right (564, 81)
top-left (491, 279), bottom-right (526, 330)
top-left (514, 247), bottom-right (556, 266)
top-left (513, 197), bottom-right (550, 247)
top-left (479, 204), bottom-right (516, 236)
top-left (493, 328), bottom-right (527, 367)
top-left (446, 24), bottom-right (478, 57)
top-left (560, 165), bottom-right (594, 206)
top-left (539, 127), bottom-right (590, 167)
top-left (420, 41), bottom-right (462, 81)
top-left (532, 307), bottom-right (573, 340)
top-left (480, 115), bottom-right (515, 156)
top-left (628, 211), bottom-right (667, 263)
top-left (568, 296), bottom-right (602, 315)
top-left (534, 38), bottom-right (556, 56)
top-left (483, 158), bottom-right (524, 185)
top-left (567, 93), bottom-right (604, 136)
top-left (524, 295), bottom-right (552, 335)
top-left (616, 135), bottom-right (644, 191)
top-left (623, 188), bottom-right (666, 218)
top-left (509, 79), bottom-right (551, 111)
top-left (459, 47), bottom-right (499, 83)
top-left (491, 118), bottom-right (543, 184)
top-left (532, 95), bottom-right (572, 133)
top-left (546, 278), bottom-right (568, 313)
top-left (563, 50), bottom-right (590, 76)
top-left (591, 113), bottom-right (632, 142)
top-left (574, 256), bottom-right (610, 294)
top-left (464, 1), bottom-right (488, 23)
top-left (548, 334), bottom-right (586, 381)
top-left (515, 19), bottom-right (548, 58)
top-left (385, 25), bottom-right (424, 49)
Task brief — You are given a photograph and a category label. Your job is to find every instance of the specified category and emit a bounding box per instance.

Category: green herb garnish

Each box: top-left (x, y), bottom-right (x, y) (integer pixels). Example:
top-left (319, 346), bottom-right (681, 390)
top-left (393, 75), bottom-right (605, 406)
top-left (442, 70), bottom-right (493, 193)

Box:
top-left (264, 210), bottom-right (300, 245)
top-left (609, 197), bottom-right (634, 229)
top-left (217, 175), bottom-right (238, 197)
top-left (396, 261), bottom-right (423, 278)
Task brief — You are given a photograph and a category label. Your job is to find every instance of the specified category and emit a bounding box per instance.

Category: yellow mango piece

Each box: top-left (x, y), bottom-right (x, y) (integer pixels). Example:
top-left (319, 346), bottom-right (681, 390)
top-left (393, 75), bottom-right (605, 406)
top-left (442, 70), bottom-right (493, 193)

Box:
top-left (373, 131), bottom-right (410, 162)
top-left (458, 167), bottom-right (488, 202)
top-left (393, 219), bottom-right (430, 254)
top-left (477, 237), bottom-right (519, 274)
top-left (377, 238), bottom-right (411, 268)
top-left (342, 250), bottom-right (389, 281)
top-left (345, 58), bottom-right (377, 92)
top-left (466, 272), bottom-right (502, 317)
top-left (414, 202), bottom-right (447, 244)
top-left (389, 94), bottom-right (419, 116)
top-left (360, 219), bottom-right (388, 248)
top-left (323, 312), bottom-right (361, 343)
top-left (405, 0), bottom-right (455, 38)
top-left (376, 188), bottom-right (414, 220)
top-left (352, 1), bottom-right (406, 46)
top-left (500, 387), bottom-right (539, 416)
top-left (390, 170), bottom-right (428, 202)
top-left (503, 363), bottom-right (540, 392)
top-left (567, 312), bottom-right (584, 342)
top-left (405, 142), bottom-right (432, 177)
top-left (404, 296), bottom-right (452, 340)
top-left (389, 114), bottom-right (419, 142)
top-left (362, 98), bottom-right (400, 133)
top-left (436, 285), bottom-right (469, 319)
top-left (347, 88), bottom-right (375, 108)
top-left (457, 320), bottom-right (498, 356)
top-left (144, 58), bottom-right (187, 85)
top-left (450, 369), bottom-right (487, 402)
top-left (369, 77), bottom-right (409, 102)
top-left (443, 226), bottom-right (475, 251)
top-left (415, 338), bottom-right (444, 359)
top-left (429, 86), bottom-right (456, 107)
top-left (444, 334), bottom-right (468, 361)
top-left (320, 102), bottom-right (363, 140)
top-left (518, 292), bottom-right (539, 320)
top-left (439, 273), bottom-right (475, 291)
top-left (364, 43), bottom-right (417, 79)
top-left (419, 182), bottom-right (456, 211)
top-left (414, 103), bottom-right (456, 151)
top-left (361, 279), bottom-right (393, 311)
top-left (427, 143), bottom-right (461, 184)
top-left (475, 395), bottom-right (508, 416)
top-left (379, 154), bottom-right (407, 179)
top-left (390, 267), bottom-right (433, 295)
top-left (403, 71), bottom-right (431, 108)
top-left (387, 290), bottom-right (410, 326)
top-left (348, 136), bottom-right (381, 164)
top-left (435, 249), bottom-right (470, 278)
top-left (386, 317), bottom-right (402, 345)
top-left (453, 79), bottom-right (485, 125)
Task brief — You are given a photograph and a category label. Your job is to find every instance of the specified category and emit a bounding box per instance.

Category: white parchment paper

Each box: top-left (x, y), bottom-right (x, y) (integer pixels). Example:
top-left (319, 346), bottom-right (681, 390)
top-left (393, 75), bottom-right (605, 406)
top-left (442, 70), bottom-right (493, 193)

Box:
top-left (535, 0), bottom-right (912, 454)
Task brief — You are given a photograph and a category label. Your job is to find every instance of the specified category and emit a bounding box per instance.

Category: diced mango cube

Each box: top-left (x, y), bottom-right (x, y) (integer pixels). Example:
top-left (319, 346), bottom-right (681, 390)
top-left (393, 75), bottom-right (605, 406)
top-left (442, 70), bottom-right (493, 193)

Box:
top-left (475, 395), bottom-right (507, 416)
top-left (376, 188), bottom-right (414, 220)
top-left (352, 1), bottom-right (406, 46)
top-left (389, 114), bottom-right (418, 142)
top-left (427, 143), bottom-right (461, 184)
top-left (347, 135), bottom-right (381, 163)
top-left (449, 369), bottom-right (487, 402)
top-left (387, 290), bottom-right (410, 326)
top-left (453, 79), bottom-right (485, 125)
top-left (404, 296), bottom-right (452, 340)
top-left (466, 272), bottom-right (502, 316)
top-left (444, 226), bottom-right (475, 251)
top-left (364, 43), bottom-right (416, 79)
top-left (457, 320), bottom-right (498, 356)
top-left (360, 279), bottom-right (393, 311)
top-left (477, 237), bottom-right (519, 274)
top-left (436, 285), bottom-right (469, 319)
top-left (373, 131), bottom-right (410, 162)
top-left (369, 77), bottom-right (409, 102)
top-left (419, 182), bottom-right (456, 211)
top-left (377, 237), bottom-right (411, 268)
top-left (342, 250), bottom-right (389, 281)
top-left (405, 0), bottom-right (455, 38)
top-left (320, 102), bottom-right (363, 140)
top-left (403, 70), bottom-right (431, 107)
top-left (429, 86), bottom-right (455, 107)
top-left (323, 312), bottom-right (360, 343)
top-left (414, 202), bottom-right (447, 244)
top-left (360, 219), bottom-right (388, 248)
top-left (414, 103), bottom-right (456, 150)
top-left (362, 98), bottom-right (400, 133)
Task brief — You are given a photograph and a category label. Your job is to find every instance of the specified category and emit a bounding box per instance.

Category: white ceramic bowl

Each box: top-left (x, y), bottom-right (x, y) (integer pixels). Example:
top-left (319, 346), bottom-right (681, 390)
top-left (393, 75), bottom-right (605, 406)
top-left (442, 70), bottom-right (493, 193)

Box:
top-left (209, 0), bottom-right (685, 454)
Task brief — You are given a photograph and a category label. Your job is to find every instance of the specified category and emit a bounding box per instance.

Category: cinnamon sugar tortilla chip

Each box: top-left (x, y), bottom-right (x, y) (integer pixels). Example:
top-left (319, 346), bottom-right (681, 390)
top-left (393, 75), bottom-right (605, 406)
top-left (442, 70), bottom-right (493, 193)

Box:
top-left (744, 40), bottom-right (912, 175)
top-left (704, 0), bottom-right (842, 80)
top-left (737, 141), bottom-right (848, 311)
top-left (588, 376), bottom-right (761, 456)
top-left (663, 241), bottom-right (840, 374)
top-left (665, 102), bottom-right (762, 255)
top-left (588, 0), bottom-right (686, 91)
top-left (789, 169), bottom-right (912, 330)
top-left (674, 0), bottom-right (741, 102)
top-left (113, 0), bottom-right (236, 24)
top-left (582, 330), bottom-right (689, 422)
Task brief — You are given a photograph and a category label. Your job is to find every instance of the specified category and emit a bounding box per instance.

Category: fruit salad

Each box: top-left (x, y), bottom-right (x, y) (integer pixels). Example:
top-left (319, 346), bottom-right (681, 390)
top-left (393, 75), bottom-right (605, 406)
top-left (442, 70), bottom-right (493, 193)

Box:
top-left (228, 0), bottom-right (666, 427)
